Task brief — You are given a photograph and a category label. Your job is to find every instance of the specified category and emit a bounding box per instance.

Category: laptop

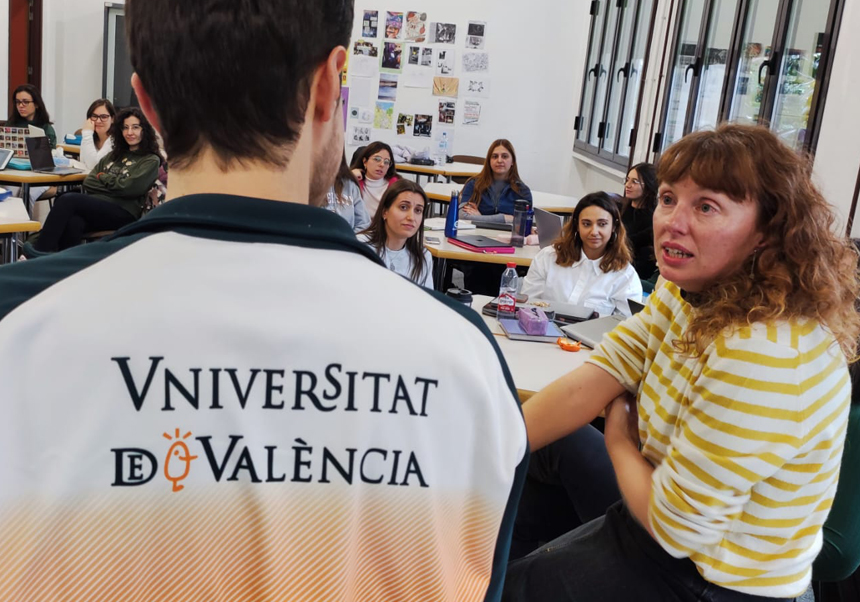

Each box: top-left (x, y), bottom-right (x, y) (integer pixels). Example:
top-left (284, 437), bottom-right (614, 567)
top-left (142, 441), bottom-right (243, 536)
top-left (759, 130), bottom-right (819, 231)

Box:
top-left (0, 148), bottom-right (13, 170)
top-left (535, 208), bottom-right (564, 249)
top-left (24, 136), bottom-right (83, 175)
top-left (469, 217), bottom-right (513, 232)
top-left (561, 299), bottom-right (647, 348)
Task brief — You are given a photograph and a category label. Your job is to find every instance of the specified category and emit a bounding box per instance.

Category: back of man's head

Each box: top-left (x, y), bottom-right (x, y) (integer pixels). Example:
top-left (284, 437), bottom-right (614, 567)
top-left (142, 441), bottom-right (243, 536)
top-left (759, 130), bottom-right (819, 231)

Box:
top-left (126, 0), bottom-right (353, 170)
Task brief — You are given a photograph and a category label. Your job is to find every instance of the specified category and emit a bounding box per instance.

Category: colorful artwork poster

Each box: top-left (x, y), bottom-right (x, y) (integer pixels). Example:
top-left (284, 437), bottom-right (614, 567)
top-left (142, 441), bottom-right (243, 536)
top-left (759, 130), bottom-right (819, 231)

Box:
top-left (420, 48), bottom-right (434, 67)
top-left (362, 11), bottom-right (378, 38)
top-left (463, 100), bottom-right (481, 125)
top-left (404, 11), bottom-right (427, 42)
top-left (414, 114), bottom-right (433, 137)
top-left (466, 21), bottom-right (486, 49)
top-left (396, 124), bottom-right (407, 135)
top-left (438, 101), bottom-right (455, 124)
top-left (432, 23), bottom-right (456, 44)
top-left (381, 42), bottom-right (403, 72)
top-left (436, 49), bottom-right (455, 76)
top-left (397, 113), bottom-right (414, 126)
top-left (374, 101), bottom-right (395, 129)
top-left (432, 76), bottom-right (459, 97)
top-left (378, 74), bottom-right (398, 101)
top-left (463, 52), bottom-right (489, 73)
top-left (385, 11), bottom-right (404, 40)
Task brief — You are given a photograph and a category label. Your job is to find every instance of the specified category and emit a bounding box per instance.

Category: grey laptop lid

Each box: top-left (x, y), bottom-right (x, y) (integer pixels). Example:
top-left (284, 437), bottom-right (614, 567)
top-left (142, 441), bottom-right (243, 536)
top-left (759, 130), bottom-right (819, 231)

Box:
top-left (24, 136), bottom-right (55, 170)
top-left (535, 208), bottom-right (563, 249)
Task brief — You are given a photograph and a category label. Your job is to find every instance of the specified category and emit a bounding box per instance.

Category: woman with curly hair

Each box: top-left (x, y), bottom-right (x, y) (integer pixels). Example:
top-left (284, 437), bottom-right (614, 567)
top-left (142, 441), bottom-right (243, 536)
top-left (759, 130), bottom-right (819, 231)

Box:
top-left (503, 123), bottom-right (860, 602)
top-left (521, 191), bottom-right (642, 316)
top-left (25, 107), bottom-right (161, 255)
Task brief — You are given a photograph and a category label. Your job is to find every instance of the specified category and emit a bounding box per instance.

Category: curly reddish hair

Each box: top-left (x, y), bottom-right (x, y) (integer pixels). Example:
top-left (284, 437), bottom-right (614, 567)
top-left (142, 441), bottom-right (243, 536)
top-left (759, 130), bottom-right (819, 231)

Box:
top-left (658, 123), bottom-right (860, 358)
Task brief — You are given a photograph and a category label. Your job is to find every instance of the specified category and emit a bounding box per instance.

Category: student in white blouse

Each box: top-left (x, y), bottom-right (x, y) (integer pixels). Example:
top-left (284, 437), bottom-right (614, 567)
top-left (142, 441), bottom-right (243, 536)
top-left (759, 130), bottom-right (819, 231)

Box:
top-left (358, 179), bottom-right (434, 289)
top-left (521, 191), bottom-right (642, 316)
top-left (79, 99), bottom-right (116, 171)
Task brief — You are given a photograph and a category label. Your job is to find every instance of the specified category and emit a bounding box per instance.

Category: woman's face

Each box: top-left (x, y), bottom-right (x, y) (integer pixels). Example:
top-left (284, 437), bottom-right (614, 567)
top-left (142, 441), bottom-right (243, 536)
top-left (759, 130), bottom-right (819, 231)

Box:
top-left (122, 116), bottom-right (143, 149)
top-left (15, 92), bottom-right (36, 121)
top-left (490, 145), bottom-right (513, 179)
top-left (653, 176), bottom-right (763, 292)
top-left (363, 150), bottom-right (392, 181)
top-left (383, 191), bottom-right (425, 242)
top-left (90, 105), bottom-right (113, 136)
top-left (577, 205), bottom-right (614, 260)
top-left (624, 169), bottom-right (643, 200)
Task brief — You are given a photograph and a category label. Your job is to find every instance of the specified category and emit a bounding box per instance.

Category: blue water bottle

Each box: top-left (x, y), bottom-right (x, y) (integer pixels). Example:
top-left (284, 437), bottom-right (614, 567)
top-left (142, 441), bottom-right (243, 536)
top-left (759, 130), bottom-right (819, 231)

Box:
top-left (444, 190), bottom-right (459, 238)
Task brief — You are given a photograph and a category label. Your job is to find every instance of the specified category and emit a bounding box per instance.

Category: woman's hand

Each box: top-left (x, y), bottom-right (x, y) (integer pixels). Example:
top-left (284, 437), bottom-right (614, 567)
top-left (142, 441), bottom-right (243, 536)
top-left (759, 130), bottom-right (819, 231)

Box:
top-left (460, 203), bottom-right (480, 216)
top-left (604, 392), bottom-right (639, 450)
top-left (81, 118), bottom-right (94, 132)
top-left (351, 168), bottom-right (363, 181)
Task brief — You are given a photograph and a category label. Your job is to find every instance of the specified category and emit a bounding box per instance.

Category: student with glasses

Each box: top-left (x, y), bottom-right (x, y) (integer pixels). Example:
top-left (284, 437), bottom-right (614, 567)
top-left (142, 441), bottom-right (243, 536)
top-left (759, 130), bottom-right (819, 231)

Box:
top-left (79, 98), bottom-right (117, 171)
top-left (621, 162), bottom-right (658, 280)
top-left (6, 84), bottom-right (57, 148)
top-left (23, 107), bottom-right (161, 256)
top-left (350, 140), bottom-right (399, 217)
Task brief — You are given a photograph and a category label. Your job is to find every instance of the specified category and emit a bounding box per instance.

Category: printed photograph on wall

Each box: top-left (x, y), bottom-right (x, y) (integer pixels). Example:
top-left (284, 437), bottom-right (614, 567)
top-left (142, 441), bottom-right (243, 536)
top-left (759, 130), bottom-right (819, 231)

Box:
top-left (436, 49), bottom-right (455, 76)
top-left (408, 46), bottom-right (421, 66)
top-left (374, 101), bottom-right (395, 129)
top-left (385, 12), bottom-right (404, 40)
top-left (466, 21), bottom-right (486, 49)
top-left (381, 42), bottom-right (403, 72)
top-left (438, 101), bottom-right (455, 124)
top-left (362, 10), bottom-right (378, 38)
top-left (463, 100), bottom-right (482, 125)
top-left (431, 23), bottom-right (457, 44)
top-left (413, 114), bottom-right (433, 137)
top-left (463, 52), bottom-right (489, 73)
top-left (420, 47), bottom-right (434, 67)
top-left (354, 40), bottom-right (378, 57)
top-left (378, 74), bottom-right (399, 101)
top-left (433, 76), bottom-right (459, 97)
top-left (351, 125), bottom-right (371, 145)
top-left (404, 11), bottom-right (427, 42)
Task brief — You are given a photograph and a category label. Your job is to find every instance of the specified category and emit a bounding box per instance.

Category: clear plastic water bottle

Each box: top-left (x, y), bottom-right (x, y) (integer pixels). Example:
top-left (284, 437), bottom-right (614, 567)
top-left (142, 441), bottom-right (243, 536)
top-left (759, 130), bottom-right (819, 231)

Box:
top-left (436, 132), bottom-right (449, 166)
top-left (498, 262), bottom-right (518, 318)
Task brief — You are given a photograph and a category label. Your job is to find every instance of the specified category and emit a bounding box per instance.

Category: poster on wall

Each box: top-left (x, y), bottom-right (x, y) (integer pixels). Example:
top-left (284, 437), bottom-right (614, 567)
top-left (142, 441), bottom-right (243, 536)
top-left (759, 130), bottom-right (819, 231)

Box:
top-left (408, 46), bottom-right (421, 66)
top-left (348, 76), bottom-right (374, 108)
top-left (378, 73), bottom-right (399, 101)
top-left (438, 101), bottom-right (455, 124)
top-left (351, 125), bottom-right (371, 145)
top-left (352, 40), bottom-right (379, 77)
top-left (403, 45), bottom-right (433, 88)
top-left (432, 76), bottom-right (459, 97)
top-left (463, 76), bottom-right (490, 98)
top-left (463, 100), bottom-right (482, 125)
top-left (463, 52), bottom-right (489, 73)
top-left (362, 11), bottom-right (379, 38)
top-left (420, 47), bottom-right (434, 67)
top-left (429, 23), bottom-right (457, 44)
top-left (385, 12), bottom-right (404, 39)
top-left (436, 49), bottom-right (456, 76)
top-left (397, 113), bottom-right (414, 136)
top-left (374, 101), bottom-right (395, 129)
top-left (414, 114), bottom-right (433, 137)
top-left (466, 21), bottom-right (486, 49)
top-left (405, 11), bottom-right (428, 42)
top-left (381, 41), bottom-right (403, 72)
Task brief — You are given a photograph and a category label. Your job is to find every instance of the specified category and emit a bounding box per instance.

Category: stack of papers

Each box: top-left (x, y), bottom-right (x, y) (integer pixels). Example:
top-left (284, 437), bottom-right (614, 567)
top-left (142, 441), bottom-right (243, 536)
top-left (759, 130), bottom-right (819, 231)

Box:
top-left (424, 218), bottom-right (477, 231)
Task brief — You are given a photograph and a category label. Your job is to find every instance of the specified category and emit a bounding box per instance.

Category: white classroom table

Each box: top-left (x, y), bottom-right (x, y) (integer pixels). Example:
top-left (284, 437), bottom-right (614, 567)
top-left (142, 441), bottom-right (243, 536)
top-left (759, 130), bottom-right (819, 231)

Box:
top-left (396, 161), bottom-right (482, 183)
top-left (472, 295), bottom-right (589, 401)
top-left (423, 182), bottom-right (579, 214)
top-left (0, 196), bottom-right (41, 264)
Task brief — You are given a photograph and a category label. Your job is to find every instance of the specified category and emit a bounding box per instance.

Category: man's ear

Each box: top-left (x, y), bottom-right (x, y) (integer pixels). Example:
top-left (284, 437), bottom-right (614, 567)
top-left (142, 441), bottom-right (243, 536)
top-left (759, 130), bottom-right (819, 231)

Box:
top-left (313, 46), bottom-right (348, 123)
top-left (131, 73), bottom-right (162, 133)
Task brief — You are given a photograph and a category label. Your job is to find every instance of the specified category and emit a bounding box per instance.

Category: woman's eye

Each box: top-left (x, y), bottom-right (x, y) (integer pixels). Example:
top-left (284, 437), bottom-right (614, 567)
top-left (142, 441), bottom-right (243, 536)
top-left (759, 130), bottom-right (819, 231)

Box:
top-left (660, 195), bottom-right (673, 205)
top-left (700, 203), bottom-right (713, 213)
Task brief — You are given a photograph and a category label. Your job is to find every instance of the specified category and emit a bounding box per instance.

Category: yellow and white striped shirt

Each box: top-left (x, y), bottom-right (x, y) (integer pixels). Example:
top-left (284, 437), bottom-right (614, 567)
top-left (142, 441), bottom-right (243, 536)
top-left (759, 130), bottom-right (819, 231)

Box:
top-left (589, 282), bottom-right (850, 598)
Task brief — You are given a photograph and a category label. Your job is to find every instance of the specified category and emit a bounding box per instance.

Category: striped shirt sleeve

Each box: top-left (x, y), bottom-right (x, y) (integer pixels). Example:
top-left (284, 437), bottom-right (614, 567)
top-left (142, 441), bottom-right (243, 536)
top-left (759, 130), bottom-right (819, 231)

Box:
top-left (587, 295), bottom-right (655, 393)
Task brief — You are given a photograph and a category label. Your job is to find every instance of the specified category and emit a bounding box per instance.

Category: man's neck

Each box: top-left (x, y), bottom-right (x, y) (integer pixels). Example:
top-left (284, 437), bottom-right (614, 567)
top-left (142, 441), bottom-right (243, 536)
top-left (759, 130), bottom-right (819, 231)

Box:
top-left (165, 147), bottom-right (311, 204)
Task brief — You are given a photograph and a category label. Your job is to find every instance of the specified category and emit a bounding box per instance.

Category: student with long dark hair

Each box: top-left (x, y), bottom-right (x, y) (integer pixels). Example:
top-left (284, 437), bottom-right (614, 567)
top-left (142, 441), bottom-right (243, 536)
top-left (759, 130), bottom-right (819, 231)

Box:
top-left (325, 153), bottom-right (370, 232)
top-left (359, 179), bottom-right (433, 288)
top-left (621, 162), bottom-right (658, 279)
top-left (79, 98), bottom-right (117, 171)
top-left (521, 191), bottom-right (642, 316)
top-left (7, 84), bottom-right (57, 148)
top-left (460, 139), bottom-right (532, 223)
top-left (350, 141), bottom-right (399, 217)
top-left (24, 107), bottom-right (161, 255)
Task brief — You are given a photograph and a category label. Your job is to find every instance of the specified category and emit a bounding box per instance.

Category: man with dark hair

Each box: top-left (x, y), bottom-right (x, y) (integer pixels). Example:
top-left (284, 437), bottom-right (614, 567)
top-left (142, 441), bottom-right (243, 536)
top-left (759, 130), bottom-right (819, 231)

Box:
top-left (0, 2), bottom-right (527, 601)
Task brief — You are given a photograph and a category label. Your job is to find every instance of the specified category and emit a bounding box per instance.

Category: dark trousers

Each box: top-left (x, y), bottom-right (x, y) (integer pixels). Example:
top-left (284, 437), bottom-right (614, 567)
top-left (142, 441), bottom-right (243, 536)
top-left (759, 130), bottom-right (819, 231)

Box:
top-left (35, 193), bottom-right (136, 252)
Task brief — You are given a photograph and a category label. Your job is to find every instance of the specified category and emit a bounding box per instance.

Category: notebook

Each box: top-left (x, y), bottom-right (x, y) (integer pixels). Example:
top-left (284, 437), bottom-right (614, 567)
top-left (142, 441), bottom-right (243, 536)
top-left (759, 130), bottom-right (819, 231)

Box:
top-left (498, 318), bottom-right (566, 343)
top-left (25, 137), bottom-right (83, 175)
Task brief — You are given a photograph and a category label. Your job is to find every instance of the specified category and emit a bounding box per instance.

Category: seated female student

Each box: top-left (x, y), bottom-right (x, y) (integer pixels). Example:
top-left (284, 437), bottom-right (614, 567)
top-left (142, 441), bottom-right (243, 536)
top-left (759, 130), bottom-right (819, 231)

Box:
top-left (350, 141), bottom-right (399, 218)
top-left (502, 124), bottom-right (860, 602)
top-left (358, 179), bottom-right (433, 289)
top-left (325, 153), bottom-right (370, 232)
top-left (521, 192), bottom-right (642, 316)
top-left (621, 162), bottom-right (658, 280)
top-left (7, 84), bottom-right (57, 148)
top-left (79, 99), bottom-right (116, 171)
top-left (459, 139), bottom-right (532, 224)
top-left (23, 108), bottom-right (161, 256)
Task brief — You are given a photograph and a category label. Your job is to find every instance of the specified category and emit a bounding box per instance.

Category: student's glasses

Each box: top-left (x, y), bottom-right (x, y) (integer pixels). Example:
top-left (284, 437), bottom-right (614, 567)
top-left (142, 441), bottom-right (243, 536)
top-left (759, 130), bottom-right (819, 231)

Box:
top-left (370, 156), bottom-right (392, 166)
top-left (122, 124), bottom-right (143, 132)
top-left (91, 114), bottom-right (112, 122)
top-left (15, 99), bottom-right (33, 106)
top-left (624, 177), bottom-right (642, 186)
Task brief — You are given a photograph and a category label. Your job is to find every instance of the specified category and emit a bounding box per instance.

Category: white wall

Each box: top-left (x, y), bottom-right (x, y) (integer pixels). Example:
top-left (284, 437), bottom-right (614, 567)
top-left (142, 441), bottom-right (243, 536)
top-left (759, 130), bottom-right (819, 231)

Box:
top-left (345, 0), bottom-right (585, 196)
top-left (0, 0), bottom-right (9, 118)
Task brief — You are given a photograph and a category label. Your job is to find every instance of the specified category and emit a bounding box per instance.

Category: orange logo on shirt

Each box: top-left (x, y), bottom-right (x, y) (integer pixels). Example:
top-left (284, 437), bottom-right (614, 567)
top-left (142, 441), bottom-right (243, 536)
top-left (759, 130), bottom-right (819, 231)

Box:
top-left (163, 429), bottom-right (198, 492)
